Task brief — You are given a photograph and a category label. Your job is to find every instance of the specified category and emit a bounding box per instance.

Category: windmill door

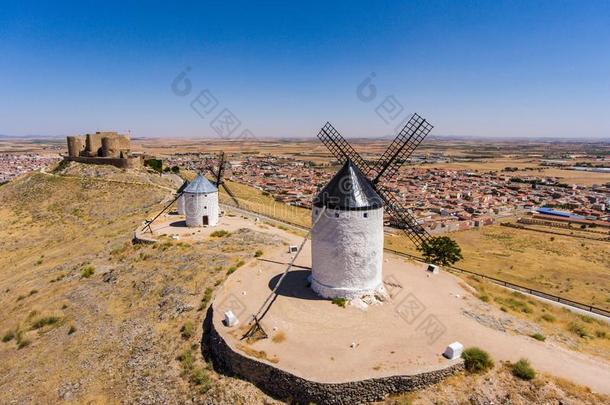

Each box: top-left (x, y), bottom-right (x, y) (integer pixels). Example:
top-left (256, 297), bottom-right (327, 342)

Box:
top-left (202, 215), bottom-right (209, 226)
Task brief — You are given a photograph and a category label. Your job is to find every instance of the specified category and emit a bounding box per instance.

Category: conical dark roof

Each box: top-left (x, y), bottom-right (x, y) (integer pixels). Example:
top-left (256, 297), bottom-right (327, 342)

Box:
top-left (313, 160), bottom-right (383, 211)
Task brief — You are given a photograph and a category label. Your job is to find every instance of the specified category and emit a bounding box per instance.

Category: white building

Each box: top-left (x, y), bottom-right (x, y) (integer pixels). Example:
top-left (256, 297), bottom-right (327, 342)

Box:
top-left (176, 180), bottom-right (189, 215)
top-left (184, 173), bottom-right (219, 227)
top-left (310, 160), bottom-right (385, 300)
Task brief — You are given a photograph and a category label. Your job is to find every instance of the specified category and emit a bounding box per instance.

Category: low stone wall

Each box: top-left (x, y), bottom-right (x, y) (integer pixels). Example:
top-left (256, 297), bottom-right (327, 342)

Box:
top-left (203, 307), bottom-right (463, 405)
top-left (64, 155), bottom-right (141, 169)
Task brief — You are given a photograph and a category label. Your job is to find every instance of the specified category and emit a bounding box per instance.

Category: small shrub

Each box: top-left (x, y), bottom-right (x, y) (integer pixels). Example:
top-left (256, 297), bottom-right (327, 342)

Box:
top-left (579, 314), bottom-right (595, 324)
top-left (512, 358), bottom-right (536, 380)
top-left (210, 230), bottom-right (230, 238)
top-left (190, 366), bottom-right (211, 389)
top-left (198, 287), bottom-right (214, 311)
top-left (80, 265), bottom-right (95, 278)
top-left (181, 321), bottom-right (195, 339)
top-left (530, 333), bottom-right (546, 342)
top-left (29, 289), bottom-right (38, 296)
top-left (177, 349), bottom-right (194, 370)
top-left (31, 315), bottom-right (61, 330)
top-left (498, 297), bottom-right (532, 313)
top-left (594, 330), bottom-right (607, 339)
top-left (17, 338), bottom-right (31, 349)
top-left (254, 250), bottom-right (263, 258)
top-left (68, 325), bottom-right (77, 335)
top-left (226, 266), bottom-right (237, 275)
top-left (332, 297), bottom-right (347, 308)
top-left (235, 260), bottom-right (245, 268)
top-left (461, 347), bottom-right (494, 373)
top-left (541, 313), bottom-right (556, 323)
top-left (478, 293), bottom-right (490, 302)
top-left (2, 330), bottom-right (15, 342)
top-left (568, 322), bottom-right (590, 338)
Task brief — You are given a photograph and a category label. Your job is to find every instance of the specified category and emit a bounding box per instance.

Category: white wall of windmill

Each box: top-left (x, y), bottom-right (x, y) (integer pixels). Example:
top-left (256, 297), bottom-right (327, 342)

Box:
top-left (184, 191), bottom-right (219, 227)
top-left (310, 206), bottom-right (385, 299)
top-left (176, 194), bottom-right (186, 215)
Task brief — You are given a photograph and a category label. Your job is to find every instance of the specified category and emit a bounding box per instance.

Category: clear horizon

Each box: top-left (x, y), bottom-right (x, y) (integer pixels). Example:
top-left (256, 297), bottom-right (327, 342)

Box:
top-left (1, 1), bottom-right (610, 139)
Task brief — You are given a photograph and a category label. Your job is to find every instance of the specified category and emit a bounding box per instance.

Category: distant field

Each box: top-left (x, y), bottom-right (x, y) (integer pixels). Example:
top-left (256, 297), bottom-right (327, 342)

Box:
top-left (425, 159), bottom-right (536, 172)
top-left (535, 168), bottom-right (610, 186)
top-left (224, 180), bottom-right (610, 311)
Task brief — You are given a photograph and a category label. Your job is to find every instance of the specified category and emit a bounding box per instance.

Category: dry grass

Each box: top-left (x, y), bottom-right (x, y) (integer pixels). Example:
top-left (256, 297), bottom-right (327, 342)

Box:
top-left (382, 364), bottom-right (610, 405)
top-left (219, 180), bottom-right (311, 227)
top-left (236, 343), bottom-right (279, 363)
top-left (386, 225), bottom-right (610, 311)
top-left (0, 164), bottom-right (278, 403)
top-left (465, 276), bottom-right (610, 361)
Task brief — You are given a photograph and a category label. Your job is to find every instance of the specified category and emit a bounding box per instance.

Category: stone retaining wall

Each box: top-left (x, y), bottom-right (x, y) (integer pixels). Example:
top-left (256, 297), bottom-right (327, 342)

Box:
top-left (203, 307), bottom-right (464, 405)
top-left (64, 155), bottom-right (141, 169)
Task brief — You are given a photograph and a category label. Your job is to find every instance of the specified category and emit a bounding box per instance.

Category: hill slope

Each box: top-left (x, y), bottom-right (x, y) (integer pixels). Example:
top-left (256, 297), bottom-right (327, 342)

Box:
top-left (0, 165), bottom-right (278, 404)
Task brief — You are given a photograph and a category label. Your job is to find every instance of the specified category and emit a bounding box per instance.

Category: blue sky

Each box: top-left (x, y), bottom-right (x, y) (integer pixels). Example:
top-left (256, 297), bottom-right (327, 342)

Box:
top-left (1, 1), bottom-right (609, 139)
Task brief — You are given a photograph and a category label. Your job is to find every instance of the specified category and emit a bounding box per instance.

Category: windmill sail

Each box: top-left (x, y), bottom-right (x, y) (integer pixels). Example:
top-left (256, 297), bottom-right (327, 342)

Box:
top-left (317, 122), bottom-right (373, 175)
top-left (373, 113), bottom-right (433, 184)
top-left (315, 115), bottom-right (434, 250)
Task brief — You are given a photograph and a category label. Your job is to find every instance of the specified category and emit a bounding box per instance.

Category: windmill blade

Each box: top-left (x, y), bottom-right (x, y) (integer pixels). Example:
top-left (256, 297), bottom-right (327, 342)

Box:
top-left (373, 113), bottom-right (433, 184)
top-left (221, 183), bottom-right (240, 207)
top-left (215, 152), bottom-right (226, 186)
top-left (376, 187), bottom-right (432, 249)
top-left (317, 122), bottom-right (372, 174)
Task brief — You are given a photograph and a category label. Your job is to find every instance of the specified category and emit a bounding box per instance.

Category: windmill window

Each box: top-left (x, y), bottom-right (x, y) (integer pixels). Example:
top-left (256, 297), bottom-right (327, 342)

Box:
top-left (334, 212), bottom-right (340, 218)
top-left (204, 206), bottom-right (207, 209)
top-left (363, 212), bottom-right (368, 218)
top-left (314, 209), bottom-right (319, 215)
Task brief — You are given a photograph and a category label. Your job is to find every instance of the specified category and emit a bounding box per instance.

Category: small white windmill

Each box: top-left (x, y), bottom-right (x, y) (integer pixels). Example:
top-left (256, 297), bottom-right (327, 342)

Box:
top-left (183, 173), bottom-right (219, 227)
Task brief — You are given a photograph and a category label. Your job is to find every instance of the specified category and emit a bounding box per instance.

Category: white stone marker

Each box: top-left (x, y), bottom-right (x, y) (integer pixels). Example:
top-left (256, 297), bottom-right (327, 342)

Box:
top-left (223, 310), bottom-right (239, 327)
top-left (427, 264), bottom-right (440, 274)
top-left (443, 341), bottom-right (463, 360)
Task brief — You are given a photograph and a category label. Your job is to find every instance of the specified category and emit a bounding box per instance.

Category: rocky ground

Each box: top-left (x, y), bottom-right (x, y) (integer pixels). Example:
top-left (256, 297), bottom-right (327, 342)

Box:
top-left (382, 364), bottom-right (608, 405)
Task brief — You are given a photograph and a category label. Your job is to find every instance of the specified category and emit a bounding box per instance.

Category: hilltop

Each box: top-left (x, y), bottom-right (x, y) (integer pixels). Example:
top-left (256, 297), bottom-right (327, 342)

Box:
top-left (0, 162), bottom-right (608, 404)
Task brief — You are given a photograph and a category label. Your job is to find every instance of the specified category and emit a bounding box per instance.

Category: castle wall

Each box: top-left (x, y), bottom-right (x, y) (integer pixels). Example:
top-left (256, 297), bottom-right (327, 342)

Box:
top-left (101, 137), bottom-right (120, 157)
top-left (84, 133), bottom-right (104, 156)
top-left (64, 155), bottom-right (142, 169)
top-left (66, 136), bottom-right (85, 157)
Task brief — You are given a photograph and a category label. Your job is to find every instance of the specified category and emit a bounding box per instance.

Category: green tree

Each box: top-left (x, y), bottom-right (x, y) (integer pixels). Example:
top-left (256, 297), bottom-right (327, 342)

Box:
top-left (418, 236), bottom-right (463, 266)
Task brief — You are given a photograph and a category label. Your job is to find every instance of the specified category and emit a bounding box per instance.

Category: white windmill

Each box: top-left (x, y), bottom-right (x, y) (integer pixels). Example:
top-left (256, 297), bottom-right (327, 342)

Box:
top-left (311, 114), bottom-right (434, 300)
top-left (184, 173), bottom-right (219, 227)
top-left (310, 160), bottom-right (385, 299)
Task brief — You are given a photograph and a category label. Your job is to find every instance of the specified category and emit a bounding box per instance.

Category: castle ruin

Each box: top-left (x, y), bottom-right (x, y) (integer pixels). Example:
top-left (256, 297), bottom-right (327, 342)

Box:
top-left (65, 131), bottom-right (142, 168)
